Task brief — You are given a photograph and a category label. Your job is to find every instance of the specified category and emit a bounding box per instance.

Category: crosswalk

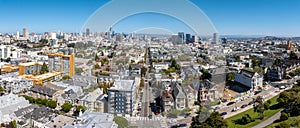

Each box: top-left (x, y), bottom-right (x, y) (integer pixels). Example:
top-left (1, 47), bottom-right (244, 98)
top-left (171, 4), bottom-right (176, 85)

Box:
top-left (137, 116), bottom-right (160, 121)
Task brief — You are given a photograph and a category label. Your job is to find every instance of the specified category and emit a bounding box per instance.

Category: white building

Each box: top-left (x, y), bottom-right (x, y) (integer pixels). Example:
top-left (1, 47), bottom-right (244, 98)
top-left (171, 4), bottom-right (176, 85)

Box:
top-left (234, 69), bottom-right (263, 89)
top-left (0, 93), bottom-right (30, 123)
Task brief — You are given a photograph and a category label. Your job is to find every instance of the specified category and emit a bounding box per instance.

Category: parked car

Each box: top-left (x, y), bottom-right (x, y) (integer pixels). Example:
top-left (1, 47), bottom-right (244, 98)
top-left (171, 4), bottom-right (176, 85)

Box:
top-left (178, 123), bottom-right (188, 127)
top-left (248, 101), bottom-right (254, 105)
top-left (241, 104), bottom-right (248, 108)
top-left (227, 101), bottom-right (235, 106)
top-left (221, 112), bottom-right (227, 116)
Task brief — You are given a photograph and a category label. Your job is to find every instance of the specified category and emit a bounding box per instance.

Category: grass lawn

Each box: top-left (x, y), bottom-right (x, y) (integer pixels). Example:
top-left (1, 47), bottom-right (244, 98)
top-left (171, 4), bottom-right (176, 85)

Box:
top-left (265, 116), bottom-right (300, 128)
top-left (226, 95), bottom-right (282, 128)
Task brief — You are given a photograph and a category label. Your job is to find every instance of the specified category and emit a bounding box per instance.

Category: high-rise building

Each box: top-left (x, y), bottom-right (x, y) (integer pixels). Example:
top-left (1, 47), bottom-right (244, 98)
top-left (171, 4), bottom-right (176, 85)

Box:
top-left (22, 28), bottom-right (29, 38)
top-left (192, 35), bottom-right (199, 43)
top-left (48, 52), bottom-right (75, 77)
top-left (178, 32), bottom-right (184, 44)
top-left (51, 32), bottom-right (57, 40)
top-left (108, 80), bottom-right (137, 116)
top-left (16, 31), bottom-right (19, 39)
top-left (86, 28), bottom-right (90, 37)
top-left (185, 34), bottom-right (191, 43)
top-left (213, 33), bottom-right (219, 44)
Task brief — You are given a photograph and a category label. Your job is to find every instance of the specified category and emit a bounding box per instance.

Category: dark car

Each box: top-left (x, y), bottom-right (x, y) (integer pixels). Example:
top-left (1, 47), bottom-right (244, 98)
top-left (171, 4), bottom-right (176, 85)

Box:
top-left (178, 123), bottom-right (188, 127)
top-left (221, 112), bottom-right (227, 116)
top-left (222, 99), bottom-right (228, 103)
top-left (227, 101), bottom-right (235, 106)
top-left (241, 104), bottom-right (248, 108)
top-left (248, 101), bottom-right (254, 105)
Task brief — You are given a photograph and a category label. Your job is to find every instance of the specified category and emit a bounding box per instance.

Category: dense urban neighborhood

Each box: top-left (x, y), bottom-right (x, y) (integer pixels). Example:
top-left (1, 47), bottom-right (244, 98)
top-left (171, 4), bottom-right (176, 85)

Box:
top-left (0, 29), bottom-right (300, 128)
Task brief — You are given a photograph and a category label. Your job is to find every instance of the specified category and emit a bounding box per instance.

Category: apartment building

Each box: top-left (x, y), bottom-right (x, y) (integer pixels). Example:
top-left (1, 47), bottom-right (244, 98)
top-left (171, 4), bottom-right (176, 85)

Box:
top-left (48, 52), bottom-right (75, 77)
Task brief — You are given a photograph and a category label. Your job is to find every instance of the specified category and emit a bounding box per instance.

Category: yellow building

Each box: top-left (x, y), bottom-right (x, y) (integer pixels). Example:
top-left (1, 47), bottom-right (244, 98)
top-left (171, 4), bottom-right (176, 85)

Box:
top-left (21, 71), bottom-right (63, 85)
top-left (48, 52), bottom-right (75, 77)
top-left (18, 62), bottom-right (43, 76)
top-left (0, 63), bottom-right (19, 74)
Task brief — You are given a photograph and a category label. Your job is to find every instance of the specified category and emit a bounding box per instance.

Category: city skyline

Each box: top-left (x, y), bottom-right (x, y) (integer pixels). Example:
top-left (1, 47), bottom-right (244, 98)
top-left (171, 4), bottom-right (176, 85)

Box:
top-left (0, 0), bottom-right (300, 36)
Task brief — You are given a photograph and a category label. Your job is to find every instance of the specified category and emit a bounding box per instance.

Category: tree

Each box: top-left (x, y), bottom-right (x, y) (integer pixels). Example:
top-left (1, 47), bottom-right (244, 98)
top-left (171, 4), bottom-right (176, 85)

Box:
top-left (47, 100), bottom-right (57, 109)
top-left (95, 54), bottom-right (99, 61)
top-left (6, 57), bottom-right (11, 62)
top-left (76, 105), bottom-right (87, 113)
top-left (202, 70), bottom-right (211, 79)
top-left (113, 116), bottom-right (129, 128)
top-left (61, 103), bottom-right (73, 113)
top-left (273, 58), bottom-right (282, 66)
top-left (40, 62), bottom-right (49, 74)
top-left (141, 66), bottom-right (147, 77)
top-left (251, 56), bottom-right (260, 67)
top-left (236, 56), bottom-right (242, 62)
top-left (238, 114), bottom-right (253, 124)
top-left (0, 86), bottom-right (4, 92)
top-left (290, 51), bottom-right (298, 60)
top-left (191, 110), bottom-right (228, 128)
top-left (75, 68), bottom-right (84, 74)
top-left (94, 64), bottom-right (100, 69)
top-left (253, 96), bottom-right (265, 119)
top-left (227, 73), bottom-right (234, 81)
top-left (62, 75), bottom-right (71, 80)
top-left (280, 112), bottom-right (289, 121)
top-left (276, 122), bottom-right (290, 128)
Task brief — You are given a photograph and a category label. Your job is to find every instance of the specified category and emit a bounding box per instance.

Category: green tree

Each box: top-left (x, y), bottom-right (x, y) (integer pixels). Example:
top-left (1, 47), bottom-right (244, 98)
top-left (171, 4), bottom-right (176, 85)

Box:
top-left (191, 112), bottom-right (228, 128)
top-left (61, 103), bottom-right (73, 113)
top-left (227, 73), bottom-right (234, 81)
top-left (113, 116), bottom-right (129, 128)
top-left (236, 56), bottom-right (242, 62)
top-left (253, 96), bottom-right (265, 119)
top-left (280, 112), bottom-right (289, 121)
top-left (290, 51), bottom-right (298, 60)
top-left (94, 64), bottom-right (100, 69)
top-left (95, 54), bottom-right (99, 61)
top-left (47, 100), bottom-right (57, 109)
top-left (273, 58), bottom-right (282, 66)
top-left (0, 86), bottom-right (4, 92)
top-left (141, 66), bottom-right (147, 77)
top-left (276, 122), bottom-right (290, 128)
top-left (75, 68), bottom-right (84, 74)
top-left (238, 114), bottom-right (253, 124)
top-left (62, 75), bottom-right (71, 80)
top-left (40, 62), bottom-right (49, 74)
top-left (76, 105), bottom-right (87, 113)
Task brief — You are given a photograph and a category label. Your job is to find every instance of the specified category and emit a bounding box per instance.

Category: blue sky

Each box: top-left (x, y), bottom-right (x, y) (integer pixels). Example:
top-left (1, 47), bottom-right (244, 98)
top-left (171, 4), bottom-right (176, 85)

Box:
top-left (0, 0), bottom-right (299, 36)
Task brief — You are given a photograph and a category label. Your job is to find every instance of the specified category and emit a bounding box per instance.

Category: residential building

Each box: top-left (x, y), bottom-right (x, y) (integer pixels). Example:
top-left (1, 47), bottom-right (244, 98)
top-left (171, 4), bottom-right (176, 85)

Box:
top-left (63, 111), bottom-right (118, 128)
top-left (107, 80), bottom-right (136, 116)
top-left (234, 69), bottom-right (263, 89)
top-left (48, 52), bottom-right (75, 77)
top-left (172, 83), bottom-right (186, 110)
top-left (18, 62), bottom-right (43, 75)
top-left (77, 88), bottom-right (108, 113)
top-left (267, 66), bottom-right (284, 81)
top-left (0, 93), bottom-right (30, 123)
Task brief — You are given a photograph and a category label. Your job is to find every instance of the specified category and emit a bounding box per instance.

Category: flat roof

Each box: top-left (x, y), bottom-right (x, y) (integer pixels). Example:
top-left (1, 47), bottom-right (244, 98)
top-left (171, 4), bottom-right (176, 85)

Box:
top-left (21, 71), bottom-right (62, 80)
top-left (18, 62), bottom-right (43, 67)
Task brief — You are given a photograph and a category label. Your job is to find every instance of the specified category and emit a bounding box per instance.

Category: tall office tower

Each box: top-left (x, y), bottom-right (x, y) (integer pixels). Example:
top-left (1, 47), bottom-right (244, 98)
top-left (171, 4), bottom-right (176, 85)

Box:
top-left (16, 31), bottom-right (19, 39)
top-left (48, 52), bottom-right (75, 77)
top-left (185, 34), bottom-right (191, 43)
top-left (86, 28), bottom-right (90, 37)
top-left (192, 35), bottom-right (199, 43)
top-left (51, 32), bottom-right (57, 39)
top-left (213, 33), bottom-right (219, 44)
top-left (108, 27), bottom-right (112, 39)
top-left (23, 28), bottom-right (29, 38)
top-left (178, 32), bottom-right (184, 44)
top-left (222, 37), bottom-right (228, 44)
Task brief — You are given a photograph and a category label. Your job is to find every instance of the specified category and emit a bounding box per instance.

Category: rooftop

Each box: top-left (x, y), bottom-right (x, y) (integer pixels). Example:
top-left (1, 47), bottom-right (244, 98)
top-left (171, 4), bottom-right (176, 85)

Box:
top-left (109, 80), bottom-right (135, 91)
